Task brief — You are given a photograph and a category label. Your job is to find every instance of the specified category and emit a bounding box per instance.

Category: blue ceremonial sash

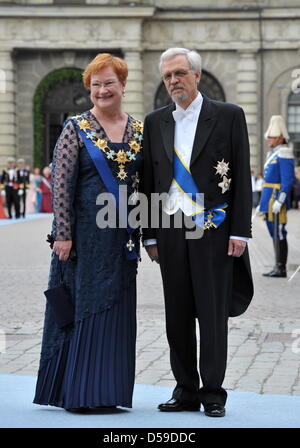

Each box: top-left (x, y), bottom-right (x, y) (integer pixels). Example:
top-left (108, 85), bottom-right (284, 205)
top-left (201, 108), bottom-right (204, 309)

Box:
top-left (173, 147), bottom-right (227, 229)
top-left (72, 118), bottom-right (138, 260)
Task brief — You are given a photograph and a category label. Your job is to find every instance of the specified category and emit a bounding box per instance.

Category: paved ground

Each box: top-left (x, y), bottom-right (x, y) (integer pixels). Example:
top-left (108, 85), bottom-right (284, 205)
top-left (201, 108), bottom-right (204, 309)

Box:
top-left (2, 375), bottom-right (300, 428)
top-left (0, 210), bottom-right (299, 396)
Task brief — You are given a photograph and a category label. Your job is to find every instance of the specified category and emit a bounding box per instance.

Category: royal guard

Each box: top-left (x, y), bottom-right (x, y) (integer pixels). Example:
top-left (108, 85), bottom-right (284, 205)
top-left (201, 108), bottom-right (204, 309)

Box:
top-left (16, 158), bottom-right (30, 218)
top-left (259, 115), bottom-right (295, 278)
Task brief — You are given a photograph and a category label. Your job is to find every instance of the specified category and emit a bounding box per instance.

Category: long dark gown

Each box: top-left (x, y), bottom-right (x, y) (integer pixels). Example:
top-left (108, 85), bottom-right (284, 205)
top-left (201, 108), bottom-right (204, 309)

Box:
top-left (33, 111), bottom-right (142, 409)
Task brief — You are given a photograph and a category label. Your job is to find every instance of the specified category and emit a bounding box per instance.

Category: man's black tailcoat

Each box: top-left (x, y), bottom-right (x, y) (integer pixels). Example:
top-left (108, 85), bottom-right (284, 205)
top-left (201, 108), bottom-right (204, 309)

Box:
top-left (141, 96), bottom-right (253, 318)
top-left (141, 95), bottom-right (254, 405)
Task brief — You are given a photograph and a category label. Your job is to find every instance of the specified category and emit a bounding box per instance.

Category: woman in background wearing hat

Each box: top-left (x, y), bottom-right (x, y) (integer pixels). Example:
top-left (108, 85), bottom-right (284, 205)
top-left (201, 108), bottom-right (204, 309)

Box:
top-left (259, 115), bottom-right (295, 278)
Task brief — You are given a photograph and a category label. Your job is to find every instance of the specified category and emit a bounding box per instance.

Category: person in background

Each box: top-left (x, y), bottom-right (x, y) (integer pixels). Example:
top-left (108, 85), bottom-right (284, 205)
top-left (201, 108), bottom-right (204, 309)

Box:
top-left (40, 166), bottom-right (53, 213)
top-left (0, 182), bottom-right (8, 218)
top-left (0, 157), bottom-right (20, 219)
top-left (259, 115), bottom-right (295, 278)
top-left (294, 166), bottom-right (300, 210)
top-left (25, 168), bottom-right (38, 214)
top-left (33, 167), bottom-right (42, 212)
top-left (16, 158), bottom-right (30, 218)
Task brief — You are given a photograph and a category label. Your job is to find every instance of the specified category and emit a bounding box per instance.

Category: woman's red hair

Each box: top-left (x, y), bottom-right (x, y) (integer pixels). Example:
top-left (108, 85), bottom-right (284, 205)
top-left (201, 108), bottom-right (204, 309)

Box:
top-left (82, 53), bottom-right (128, 89)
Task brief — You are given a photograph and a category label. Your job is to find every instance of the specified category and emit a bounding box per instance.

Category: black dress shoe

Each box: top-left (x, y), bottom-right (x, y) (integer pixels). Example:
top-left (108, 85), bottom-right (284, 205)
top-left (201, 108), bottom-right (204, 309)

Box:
top-left (263, 267), bottom-right (287, 278)
top-left (203, 403), bottom-right (225, 417)
top-left (158, 398), bottom-right (200, 412)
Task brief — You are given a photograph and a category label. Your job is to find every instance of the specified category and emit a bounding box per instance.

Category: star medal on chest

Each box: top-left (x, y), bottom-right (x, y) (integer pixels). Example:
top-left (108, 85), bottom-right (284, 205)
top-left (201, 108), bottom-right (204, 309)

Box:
top-left (75, 116), bottom-right (143, 181)
top-left (214, 159), bottom-right (230, 176)
top-left (218, 176), bottom-right (231, 194)
top-left (214, 159), bottom-right (231, 193)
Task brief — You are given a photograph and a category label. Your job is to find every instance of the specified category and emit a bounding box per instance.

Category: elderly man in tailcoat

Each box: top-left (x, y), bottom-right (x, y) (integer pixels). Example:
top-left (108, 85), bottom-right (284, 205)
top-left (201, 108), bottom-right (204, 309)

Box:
top-left (141, 48), bottom-right (254, 418)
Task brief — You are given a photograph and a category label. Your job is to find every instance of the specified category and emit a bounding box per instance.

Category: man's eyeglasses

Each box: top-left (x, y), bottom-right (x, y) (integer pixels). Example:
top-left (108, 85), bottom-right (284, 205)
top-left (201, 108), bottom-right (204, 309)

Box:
top-left (162, 69), bottom-right (193, 82)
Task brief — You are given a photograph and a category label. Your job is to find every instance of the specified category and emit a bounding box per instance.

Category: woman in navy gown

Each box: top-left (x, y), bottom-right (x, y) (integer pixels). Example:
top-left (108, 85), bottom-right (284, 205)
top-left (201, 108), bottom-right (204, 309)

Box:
top-left (33, 53), bottom-right (143, 412)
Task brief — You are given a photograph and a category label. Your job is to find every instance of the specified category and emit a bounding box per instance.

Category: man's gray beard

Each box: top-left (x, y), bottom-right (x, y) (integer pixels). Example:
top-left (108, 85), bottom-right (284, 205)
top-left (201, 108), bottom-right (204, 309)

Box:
top-left (171, 91), bottom-right (190, 104)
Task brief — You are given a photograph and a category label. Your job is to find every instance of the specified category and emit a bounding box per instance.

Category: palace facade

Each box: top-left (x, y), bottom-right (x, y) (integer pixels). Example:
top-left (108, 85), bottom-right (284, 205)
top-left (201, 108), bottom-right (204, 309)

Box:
top-left (0, 0), bottom-right (299, 171)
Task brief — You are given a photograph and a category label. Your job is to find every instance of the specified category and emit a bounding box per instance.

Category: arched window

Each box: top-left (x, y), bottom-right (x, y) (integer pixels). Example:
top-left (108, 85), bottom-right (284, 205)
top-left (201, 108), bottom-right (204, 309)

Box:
top-left (287, 91), bottom-right (300, 164)
top-left (154, 69), bottom-right (226, 109)
top-left (34, 68), bottom-right (93, 167)
top-left (43, 78), bottom-right (92, 164)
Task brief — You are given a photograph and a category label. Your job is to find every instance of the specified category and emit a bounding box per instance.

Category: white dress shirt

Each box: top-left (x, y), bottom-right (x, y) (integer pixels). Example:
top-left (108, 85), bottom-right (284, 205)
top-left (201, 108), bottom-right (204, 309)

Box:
top-left (163, 92), bottom-right (204, 216)
top-left (144, 92), bottom-right (248, 245)
top-left (8, 168), bottom-right (15, 181)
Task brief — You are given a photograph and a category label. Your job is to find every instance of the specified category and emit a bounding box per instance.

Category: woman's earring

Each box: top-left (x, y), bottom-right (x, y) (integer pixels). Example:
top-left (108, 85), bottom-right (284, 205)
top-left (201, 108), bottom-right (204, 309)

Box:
top-left (123, 90), bottom-right (126, 97)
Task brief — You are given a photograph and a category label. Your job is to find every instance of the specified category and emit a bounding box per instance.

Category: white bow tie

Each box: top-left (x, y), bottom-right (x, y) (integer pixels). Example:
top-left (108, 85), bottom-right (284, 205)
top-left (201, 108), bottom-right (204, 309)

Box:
top-left (172, 108), bottom-right (195, 122)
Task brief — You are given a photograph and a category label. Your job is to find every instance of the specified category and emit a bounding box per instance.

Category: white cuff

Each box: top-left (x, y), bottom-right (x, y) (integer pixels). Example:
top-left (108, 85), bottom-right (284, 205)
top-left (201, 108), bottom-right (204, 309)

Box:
top-left (230, 236), bottom-right (249, 242)
top-left (144, 239), bottom-right (157, 246)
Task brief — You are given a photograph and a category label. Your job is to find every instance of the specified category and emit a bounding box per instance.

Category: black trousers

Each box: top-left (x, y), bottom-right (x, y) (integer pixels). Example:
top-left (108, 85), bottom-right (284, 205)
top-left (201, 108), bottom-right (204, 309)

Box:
top-left (5, 186), bottom-right (20, 218)
top-left (156, 212), bottom-right (232, 406)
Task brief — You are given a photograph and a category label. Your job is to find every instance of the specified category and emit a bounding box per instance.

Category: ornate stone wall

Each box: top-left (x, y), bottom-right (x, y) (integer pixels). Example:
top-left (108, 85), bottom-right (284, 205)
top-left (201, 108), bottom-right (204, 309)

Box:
top-left (0, 1), bottom-right (299, 172)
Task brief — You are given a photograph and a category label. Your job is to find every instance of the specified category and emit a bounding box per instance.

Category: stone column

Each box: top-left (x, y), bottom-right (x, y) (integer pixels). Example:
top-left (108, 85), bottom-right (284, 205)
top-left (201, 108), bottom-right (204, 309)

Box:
top-left (0, 50), bottom-right (16, 168)
top-left (236, 51), bottom-right (259, 172)
top-left (123, 50), bottom-right (144, 121)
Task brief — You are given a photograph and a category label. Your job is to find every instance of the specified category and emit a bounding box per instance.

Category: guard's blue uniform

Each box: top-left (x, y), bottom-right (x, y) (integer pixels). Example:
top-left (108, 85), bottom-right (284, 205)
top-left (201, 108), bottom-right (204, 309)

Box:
top-left (259, 144), bottom-right (294, 239)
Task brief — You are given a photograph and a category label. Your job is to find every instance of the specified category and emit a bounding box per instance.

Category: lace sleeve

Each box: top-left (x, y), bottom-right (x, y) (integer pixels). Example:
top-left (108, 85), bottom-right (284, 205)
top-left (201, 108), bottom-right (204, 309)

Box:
top-left (51, 119), bottom-right (80, 241)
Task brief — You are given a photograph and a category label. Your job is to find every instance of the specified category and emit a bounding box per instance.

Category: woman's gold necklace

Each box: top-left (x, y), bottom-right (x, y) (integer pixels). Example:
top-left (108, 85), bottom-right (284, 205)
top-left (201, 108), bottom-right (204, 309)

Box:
top-left (73, 115), bottom-right (143, 180)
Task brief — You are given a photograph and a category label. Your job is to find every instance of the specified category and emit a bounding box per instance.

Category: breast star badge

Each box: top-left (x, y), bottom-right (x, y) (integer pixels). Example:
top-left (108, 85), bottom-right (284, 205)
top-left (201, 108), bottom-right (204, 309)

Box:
top-left (77, 119), bottom-right (90, 132)
top-left (218, 176), bottom-right (231, 194)
top-left (214, 159), bottom-right (230, 177)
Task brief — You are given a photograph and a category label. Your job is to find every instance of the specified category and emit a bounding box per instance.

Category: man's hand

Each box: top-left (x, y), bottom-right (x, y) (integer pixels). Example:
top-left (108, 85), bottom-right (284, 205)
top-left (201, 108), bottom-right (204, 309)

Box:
top-left (228, 239), bottom-right (246, 257)
top-left (145, 244), bottom-right (159, 263)
top-left (53, 240), bottom-right (73, 261)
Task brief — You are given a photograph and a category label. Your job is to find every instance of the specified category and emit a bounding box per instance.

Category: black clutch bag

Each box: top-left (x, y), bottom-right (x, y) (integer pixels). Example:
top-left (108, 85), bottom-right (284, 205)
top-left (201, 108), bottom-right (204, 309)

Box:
top-left (44, 260), bottom-right (75, 330)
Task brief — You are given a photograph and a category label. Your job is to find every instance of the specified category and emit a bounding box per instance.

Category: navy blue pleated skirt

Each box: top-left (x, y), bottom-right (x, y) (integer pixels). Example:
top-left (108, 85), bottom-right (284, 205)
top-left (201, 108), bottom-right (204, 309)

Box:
top-left (33, 281), bottom-right (136, 409)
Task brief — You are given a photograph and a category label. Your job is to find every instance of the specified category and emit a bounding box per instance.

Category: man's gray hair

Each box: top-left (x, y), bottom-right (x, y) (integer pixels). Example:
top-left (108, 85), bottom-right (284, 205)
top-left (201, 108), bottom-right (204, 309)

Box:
top-left (159, 48), bottom-right (202, 74)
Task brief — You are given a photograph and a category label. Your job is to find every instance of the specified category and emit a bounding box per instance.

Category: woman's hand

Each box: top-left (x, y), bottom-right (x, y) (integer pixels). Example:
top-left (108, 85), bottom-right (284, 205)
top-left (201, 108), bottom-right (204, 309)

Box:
top-left (53, 240), bottom-right (73, 261)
